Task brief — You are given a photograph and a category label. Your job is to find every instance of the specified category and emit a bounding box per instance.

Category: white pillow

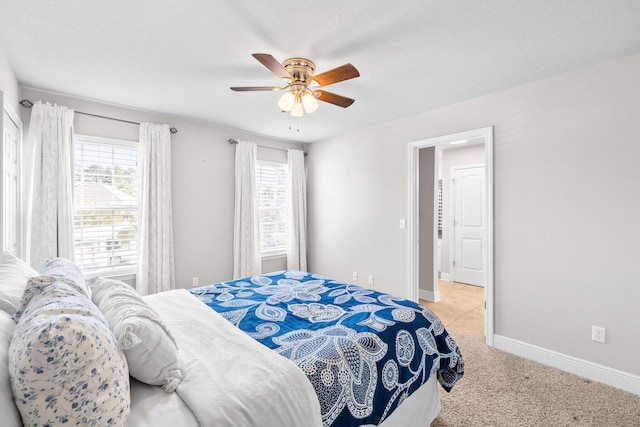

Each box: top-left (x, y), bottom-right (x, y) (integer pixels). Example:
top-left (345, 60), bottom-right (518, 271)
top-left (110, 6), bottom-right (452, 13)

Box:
top-left (39, 256), bottom-right (91, 298)
top-left (0, 251), bottom-right (38, 315)
top-left (0, 311), bottom-right (21, 427)
top-left (9, 279), bottom-right (130, 426)
top-left (90, 277), bottom-right (182, 391)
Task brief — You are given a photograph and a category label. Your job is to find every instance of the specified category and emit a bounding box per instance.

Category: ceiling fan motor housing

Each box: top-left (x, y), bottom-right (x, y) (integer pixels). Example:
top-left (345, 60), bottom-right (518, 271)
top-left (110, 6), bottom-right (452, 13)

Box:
top-left (283, 58), bottom-right (316, 88)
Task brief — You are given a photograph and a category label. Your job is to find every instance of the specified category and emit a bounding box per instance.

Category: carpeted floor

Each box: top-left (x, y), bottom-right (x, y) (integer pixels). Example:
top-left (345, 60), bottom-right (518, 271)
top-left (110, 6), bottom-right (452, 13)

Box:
top-left (421, 281), bottom-right (640, 427)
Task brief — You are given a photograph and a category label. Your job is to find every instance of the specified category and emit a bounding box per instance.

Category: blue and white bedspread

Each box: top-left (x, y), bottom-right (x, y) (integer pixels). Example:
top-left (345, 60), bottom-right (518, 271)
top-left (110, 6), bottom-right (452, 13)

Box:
top-left (190, 271), bottom-right (464, 427)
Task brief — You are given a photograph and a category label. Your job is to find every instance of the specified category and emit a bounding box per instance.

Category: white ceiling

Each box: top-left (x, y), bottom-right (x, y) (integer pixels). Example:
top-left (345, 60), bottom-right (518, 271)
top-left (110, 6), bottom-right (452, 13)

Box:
top-left (1, 1), bottom-right (639, 143)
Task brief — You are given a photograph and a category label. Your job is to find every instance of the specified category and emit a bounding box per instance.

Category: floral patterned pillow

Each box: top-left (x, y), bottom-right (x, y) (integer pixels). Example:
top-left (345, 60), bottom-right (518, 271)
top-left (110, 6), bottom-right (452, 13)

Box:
top-left (39, 257), bottom-right (91, 298)
top-left (9, 278), bottom-right (130, 426)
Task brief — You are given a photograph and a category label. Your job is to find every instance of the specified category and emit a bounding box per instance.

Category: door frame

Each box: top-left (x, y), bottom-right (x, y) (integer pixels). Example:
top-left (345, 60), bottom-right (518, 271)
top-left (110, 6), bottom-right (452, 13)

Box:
top-left (1, 92), bottom-right (23, 259)
top-left (407, 126), bottom-right (494, 346)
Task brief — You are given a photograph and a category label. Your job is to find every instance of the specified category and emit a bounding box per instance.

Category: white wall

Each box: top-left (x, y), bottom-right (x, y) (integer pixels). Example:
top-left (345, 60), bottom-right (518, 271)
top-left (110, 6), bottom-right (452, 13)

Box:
top-left (418, 147), bottom-right (435, 293)
top-left (0, 44), bottom-right (20, 113)
top-left (20, 87), bottom-right (303, 288)
top-left (307, 53), bottom-right (640, 377)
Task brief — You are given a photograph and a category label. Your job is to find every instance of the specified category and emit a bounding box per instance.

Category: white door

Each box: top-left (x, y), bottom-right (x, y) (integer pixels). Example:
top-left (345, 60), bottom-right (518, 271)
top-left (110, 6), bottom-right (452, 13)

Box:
top-left (2, 104), bottom-right (21, 257)
top-left (452, 166), bottom-right (485, 286)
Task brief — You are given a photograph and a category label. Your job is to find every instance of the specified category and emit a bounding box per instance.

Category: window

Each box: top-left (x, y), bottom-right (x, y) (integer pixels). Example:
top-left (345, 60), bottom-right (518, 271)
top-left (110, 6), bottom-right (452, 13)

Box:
top-left (256, 161), bottom-right (288, 256)
top-left (73, 135), bottom-right (140, 275)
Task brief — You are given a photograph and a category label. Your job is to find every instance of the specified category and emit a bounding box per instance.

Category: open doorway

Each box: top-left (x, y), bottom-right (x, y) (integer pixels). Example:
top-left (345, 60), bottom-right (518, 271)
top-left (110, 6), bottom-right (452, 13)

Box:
top-left (407, 127), bottom-right (494, 346)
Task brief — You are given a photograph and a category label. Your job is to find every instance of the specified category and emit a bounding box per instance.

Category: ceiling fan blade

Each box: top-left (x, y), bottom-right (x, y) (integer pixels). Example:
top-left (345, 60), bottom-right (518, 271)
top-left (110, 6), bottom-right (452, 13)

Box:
top-left (315, 90), bottom-right (355, 108)
top-left (230, 86), bottom-right (281, 91)
top-left (311, 64), bottom-right (359, 87)
top-left (252, 53), bottom-right (290, 80)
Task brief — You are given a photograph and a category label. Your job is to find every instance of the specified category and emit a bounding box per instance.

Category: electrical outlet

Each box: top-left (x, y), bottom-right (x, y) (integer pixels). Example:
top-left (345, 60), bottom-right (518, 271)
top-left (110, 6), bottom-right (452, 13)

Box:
top-left (592, 325), bottom-right (606, 343)
top-left (192, 276), bottom-right (199, 288)
top-left (352, 272), bottom-right (358, 282)
top-left (368, 275), bottom-right (374, 286)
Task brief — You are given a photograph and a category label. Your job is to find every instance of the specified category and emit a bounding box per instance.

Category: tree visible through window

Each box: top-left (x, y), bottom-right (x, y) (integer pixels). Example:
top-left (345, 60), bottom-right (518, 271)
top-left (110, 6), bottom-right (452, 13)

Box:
top-left (256, 161), bottom-right (288, 256)
top-left (73, 135), bottom-right (140, 275)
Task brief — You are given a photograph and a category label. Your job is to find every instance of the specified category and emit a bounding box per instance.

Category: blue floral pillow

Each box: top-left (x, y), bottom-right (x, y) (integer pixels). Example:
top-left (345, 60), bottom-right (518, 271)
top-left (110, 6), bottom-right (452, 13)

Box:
top-left (9, 278), bottom-right (130, 426)
top-left (39, 257), bottom-right (91, 298)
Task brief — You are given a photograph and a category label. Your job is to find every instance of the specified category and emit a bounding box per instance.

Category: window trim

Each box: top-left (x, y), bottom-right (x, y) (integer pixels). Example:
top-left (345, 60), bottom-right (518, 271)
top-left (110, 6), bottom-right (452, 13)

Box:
top-left (75, 133), bottom-right (138, 151)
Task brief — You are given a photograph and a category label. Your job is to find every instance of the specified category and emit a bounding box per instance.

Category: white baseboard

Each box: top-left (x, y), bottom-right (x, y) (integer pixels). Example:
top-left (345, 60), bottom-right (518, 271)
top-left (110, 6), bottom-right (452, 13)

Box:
top-left (440, 273), bottom-right (451, 281)
top-left (493, 334), bottom-right (640, 396)
top-left (419, 289), bottom-right (440, 302)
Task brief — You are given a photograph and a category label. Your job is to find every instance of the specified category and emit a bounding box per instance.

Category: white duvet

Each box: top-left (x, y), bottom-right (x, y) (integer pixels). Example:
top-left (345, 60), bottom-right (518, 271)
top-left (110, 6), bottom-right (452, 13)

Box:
top-left (138, 289), bottom-right (323, 427)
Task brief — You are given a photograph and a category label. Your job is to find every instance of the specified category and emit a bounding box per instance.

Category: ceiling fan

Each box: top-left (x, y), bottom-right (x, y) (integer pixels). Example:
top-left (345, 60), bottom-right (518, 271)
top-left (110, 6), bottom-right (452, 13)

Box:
top-left (231, 53), bottom-right (360, 117)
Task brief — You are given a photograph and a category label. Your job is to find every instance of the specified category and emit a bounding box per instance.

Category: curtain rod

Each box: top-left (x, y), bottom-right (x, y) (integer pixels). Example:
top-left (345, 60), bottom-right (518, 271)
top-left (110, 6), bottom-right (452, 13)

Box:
top-left (228, 138), bottom-right (307, 156)
top-left (19, 99), bottom-right (178, 134)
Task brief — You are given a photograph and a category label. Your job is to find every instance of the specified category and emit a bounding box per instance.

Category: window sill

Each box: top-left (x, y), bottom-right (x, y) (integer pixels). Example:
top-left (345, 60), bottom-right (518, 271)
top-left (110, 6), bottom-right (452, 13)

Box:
top-left (83, 268), bottom-right (136, 283)
top-left (261, 253), bottom-right (287, 261)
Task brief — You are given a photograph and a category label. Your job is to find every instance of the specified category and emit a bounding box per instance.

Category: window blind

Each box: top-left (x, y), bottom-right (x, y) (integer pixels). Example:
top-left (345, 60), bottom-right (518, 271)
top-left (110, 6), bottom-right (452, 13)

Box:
top-left (73, 135), bottom-right (140, 275)
top-left (256, 161), bottom-right (288, 256)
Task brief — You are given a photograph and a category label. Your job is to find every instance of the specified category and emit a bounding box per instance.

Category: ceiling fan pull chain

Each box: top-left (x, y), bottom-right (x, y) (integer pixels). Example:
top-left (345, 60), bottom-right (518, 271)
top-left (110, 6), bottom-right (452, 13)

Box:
top-left (287, 118), bottom-right (301, 133)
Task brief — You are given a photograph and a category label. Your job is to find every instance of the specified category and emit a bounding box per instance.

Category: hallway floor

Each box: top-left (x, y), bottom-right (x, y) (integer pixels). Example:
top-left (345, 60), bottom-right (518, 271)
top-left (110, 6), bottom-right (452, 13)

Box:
top-left (420, 280), bottom-right (484, 337)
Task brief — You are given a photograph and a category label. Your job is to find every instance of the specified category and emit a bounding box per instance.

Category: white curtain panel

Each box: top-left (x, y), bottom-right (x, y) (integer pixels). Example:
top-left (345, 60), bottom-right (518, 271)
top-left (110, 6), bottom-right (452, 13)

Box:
top-left (137, 122), bottom-right (175, 295)
top-left (23, 101), bottom-right (75, 270)
top-left (287, 149), bottom-right (307, 271)
top-left (233, 140), bottom-right (260, 279)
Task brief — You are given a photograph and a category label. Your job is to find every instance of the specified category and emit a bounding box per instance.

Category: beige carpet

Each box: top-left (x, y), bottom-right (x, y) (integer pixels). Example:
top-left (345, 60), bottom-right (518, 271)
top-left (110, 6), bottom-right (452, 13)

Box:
top-left (421, 281), bottom-right (640, 427)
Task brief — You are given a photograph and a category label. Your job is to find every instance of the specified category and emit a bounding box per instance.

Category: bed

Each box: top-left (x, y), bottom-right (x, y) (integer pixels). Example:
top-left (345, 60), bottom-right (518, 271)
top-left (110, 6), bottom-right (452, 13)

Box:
top-left (190, 270), bottom-right (464, 427)
top-left (0, 253), bottom-right (463, 427)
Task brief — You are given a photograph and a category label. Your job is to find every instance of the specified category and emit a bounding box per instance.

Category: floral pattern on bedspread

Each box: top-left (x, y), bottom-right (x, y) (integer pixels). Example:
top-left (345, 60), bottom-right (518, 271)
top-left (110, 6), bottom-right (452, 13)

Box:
top-left (190, 271), bottom-right (463, 427)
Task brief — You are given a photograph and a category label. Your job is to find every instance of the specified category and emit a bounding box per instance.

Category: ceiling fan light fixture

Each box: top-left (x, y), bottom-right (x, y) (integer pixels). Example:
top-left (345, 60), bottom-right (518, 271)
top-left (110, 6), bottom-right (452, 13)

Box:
top-left (290, 95), bottom-right (305, 117)
top-left (278, 91), bottom-right (296, 112)
top-left (302, 92), bottom-right (319, 113)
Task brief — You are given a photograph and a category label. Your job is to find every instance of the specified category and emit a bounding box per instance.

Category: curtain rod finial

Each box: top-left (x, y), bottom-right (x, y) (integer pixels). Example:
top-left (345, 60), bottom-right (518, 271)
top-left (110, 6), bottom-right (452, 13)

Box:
top-left (19, 99), bottom-right (34, 109)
